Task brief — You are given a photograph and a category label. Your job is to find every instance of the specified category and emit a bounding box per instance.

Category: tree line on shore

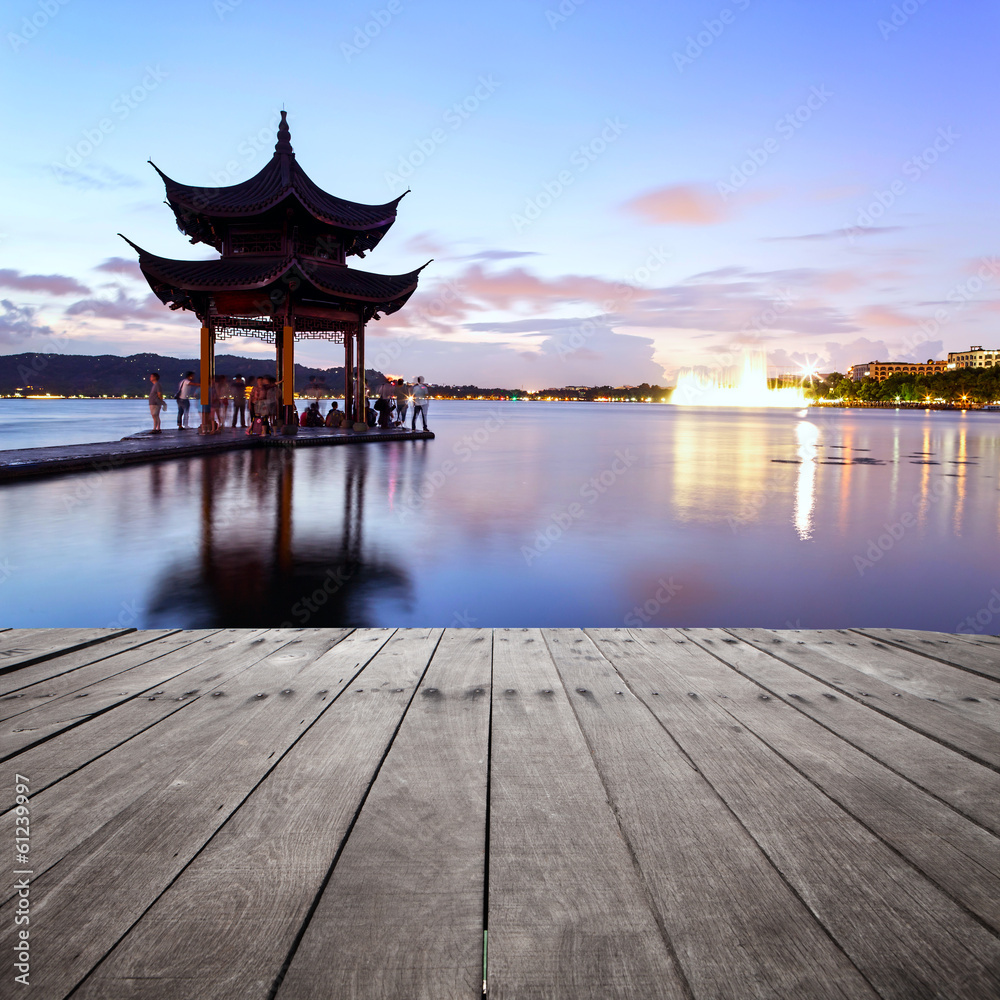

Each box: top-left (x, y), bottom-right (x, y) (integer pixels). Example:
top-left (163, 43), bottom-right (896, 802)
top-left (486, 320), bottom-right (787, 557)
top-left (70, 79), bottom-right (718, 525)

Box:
top-left (807, 366), bottom-right (1000, 405)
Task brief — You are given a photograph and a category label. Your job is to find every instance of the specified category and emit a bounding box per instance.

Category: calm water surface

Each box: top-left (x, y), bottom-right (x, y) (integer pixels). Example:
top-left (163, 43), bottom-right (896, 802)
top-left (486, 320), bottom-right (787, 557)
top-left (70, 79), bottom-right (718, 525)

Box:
top-left (1, 400), bottom-right (997, 630)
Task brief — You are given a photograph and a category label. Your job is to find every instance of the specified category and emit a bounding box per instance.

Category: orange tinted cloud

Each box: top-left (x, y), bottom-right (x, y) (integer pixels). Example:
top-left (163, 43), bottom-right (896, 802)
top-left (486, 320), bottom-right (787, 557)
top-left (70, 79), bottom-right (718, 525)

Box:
top-left (623, 184), bottom-right (727, 225)
top-left (857, 305), bottom-right (914, 328)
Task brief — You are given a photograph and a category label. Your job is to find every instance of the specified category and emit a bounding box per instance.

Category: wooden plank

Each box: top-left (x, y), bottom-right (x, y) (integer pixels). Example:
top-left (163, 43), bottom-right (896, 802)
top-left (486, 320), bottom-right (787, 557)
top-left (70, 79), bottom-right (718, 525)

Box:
top-left (665, 629), bottom-right (1000, 932)
top-left (275, 628), bottom-right (489, 1000)
top-left (852, 628), bottom-right (1000, 683)
top-left (0, 630), bottom-right (339, 890)
top-left (732, 628), bottom-right (1000, 769)
top-left (1, 629), bottom-right (222, 756)
top-left (0, 628), bottom-right (134, 679)
top-left (543, 629), bottom-right (878, 999)
top-left (487, 629), bottom-right (687, 1000)
top-left (780, 628), bottom-right (1000, 730)
top-left (0, 628), bottom-right (361, 999)
top-left (0, 630), bottom-right (185, 708)
top-left (67, 629), bottom-right (436, 1000)
top-left (0, 629), bottom-right (279, 800)
top-left (588, 629), bottom-right (1000, 1000)
top-left (675, 628), bottom-right (1000, 837)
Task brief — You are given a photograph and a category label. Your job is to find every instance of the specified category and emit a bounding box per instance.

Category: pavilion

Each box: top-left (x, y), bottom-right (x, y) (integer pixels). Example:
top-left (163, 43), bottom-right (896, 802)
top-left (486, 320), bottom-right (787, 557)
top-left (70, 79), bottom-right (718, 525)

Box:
top-left (123, 111), bottom-right (426, 430)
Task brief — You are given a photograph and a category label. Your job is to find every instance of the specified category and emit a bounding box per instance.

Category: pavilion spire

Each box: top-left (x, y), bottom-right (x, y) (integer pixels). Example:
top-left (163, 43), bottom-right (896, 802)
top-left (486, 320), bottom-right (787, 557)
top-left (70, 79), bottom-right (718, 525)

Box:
top-left (274, 110), bottom-right (294, 157)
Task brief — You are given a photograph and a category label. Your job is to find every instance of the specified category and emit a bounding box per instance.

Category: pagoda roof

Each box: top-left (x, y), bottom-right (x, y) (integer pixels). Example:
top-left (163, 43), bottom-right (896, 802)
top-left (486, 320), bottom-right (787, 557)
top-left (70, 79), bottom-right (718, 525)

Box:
top-left (121, 237), bottom-right (428, 312)
top-left (150, 112), bottom-right (406, 250)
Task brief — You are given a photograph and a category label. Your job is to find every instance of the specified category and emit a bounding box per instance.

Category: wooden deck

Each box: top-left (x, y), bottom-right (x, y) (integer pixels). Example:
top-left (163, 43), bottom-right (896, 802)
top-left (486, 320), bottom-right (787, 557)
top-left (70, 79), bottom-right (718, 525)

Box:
top-left (2, 627), bottom-right (998, 999)
top-left (0, 425), bottom-right (434, 483)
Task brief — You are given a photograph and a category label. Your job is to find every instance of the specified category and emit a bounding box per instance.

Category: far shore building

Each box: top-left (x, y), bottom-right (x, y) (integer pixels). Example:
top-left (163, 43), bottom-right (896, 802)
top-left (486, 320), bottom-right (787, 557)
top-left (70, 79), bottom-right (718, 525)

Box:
top-left (849, 359), bottom-right (947, 382)
top-left (947, 346), bottom-right (1000, 369)
top-left (123, 111), bottom-right (426, 429)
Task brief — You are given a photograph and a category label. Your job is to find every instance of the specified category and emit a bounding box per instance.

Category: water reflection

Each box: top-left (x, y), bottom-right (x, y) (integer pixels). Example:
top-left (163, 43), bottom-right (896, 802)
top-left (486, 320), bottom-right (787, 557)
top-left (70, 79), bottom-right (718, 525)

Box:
top-left (147, 449), bottom-right (410, 627)
top-left (794, 421), bottom-right (818, 540)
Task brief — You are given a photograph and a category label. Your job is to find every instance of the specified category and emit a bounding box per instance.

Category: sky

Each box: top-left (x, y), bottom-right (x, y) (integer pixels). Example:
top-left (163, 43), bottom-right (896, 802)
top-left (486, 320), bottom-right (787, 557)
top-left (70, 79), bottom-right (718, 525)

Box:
top-left (1, 0), bottom-right (997, 389)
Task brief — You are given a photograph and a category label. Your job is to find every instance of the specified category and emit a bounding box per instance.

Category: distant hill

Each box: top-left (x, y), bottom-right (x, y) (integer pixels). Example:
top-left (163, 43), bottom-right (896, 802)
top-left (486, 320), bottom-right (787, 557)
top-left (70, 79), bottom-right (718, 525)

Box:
top-left (0, 353), bottom-right (387, 397)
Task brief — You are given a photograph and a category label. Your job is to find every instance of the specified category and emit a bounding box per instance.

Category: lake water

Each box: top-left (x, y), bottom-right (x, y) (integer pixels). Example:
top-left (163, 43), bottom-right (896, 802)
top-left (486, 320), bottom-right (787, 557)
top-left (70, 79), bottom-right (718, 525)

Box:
top-left (0, 400), bottom-right (997, 632)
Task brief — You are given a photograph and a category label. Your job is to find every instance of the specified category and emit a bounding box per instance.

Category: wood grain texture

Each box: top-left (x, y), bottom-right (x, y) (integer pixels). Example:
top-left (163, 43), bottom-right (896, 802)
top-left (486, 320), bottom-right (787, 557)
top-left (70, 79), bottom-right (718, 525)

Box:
top-left (543, 629), bottom-right (877, 1000)
top-left (487, 629), bottom-right (688, 1000)
top-left (0, 629), bottom-right (222, 756)
top-left (8, 626), bottom-right (1000, 1000)
top-left (0, 630), bottom-right (302, 902)
top-left (70, 628), bottom-right (426, 1000)
top-left (275, 628), bottom-right (488, 1000)
top-left (0, 629), bottom-right (357, 999)
top-left (590, 629), bottom-right (1000, 1000)
top-left (0, 628), bottom-right (134, 681)
top-left (852, 627), bottom-right (1000, 682)
top-left (784, 628), bottom-right (1000, 729)
top-left (677, 628), bottom-right (1000, 837)
top-left (1, 629), bottom-right (281, 813)
top-left (731, 627), bottom-right (1000, 769)
top-left (666, 629), bottom-right (1000, 932)
top-left (0, 630), bottom-right (185, 710)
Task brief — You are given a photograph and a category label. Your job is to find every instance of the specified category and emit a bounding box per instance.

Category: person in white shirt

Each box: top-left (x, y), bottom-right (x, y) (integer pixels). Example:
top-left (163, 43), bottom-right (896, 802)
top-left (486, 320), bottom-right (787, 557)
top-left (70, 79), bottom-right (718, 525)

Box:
top-left (411, 375), bottom-right (430, 431)
top-left (176, 371), bottom-right (197, 429)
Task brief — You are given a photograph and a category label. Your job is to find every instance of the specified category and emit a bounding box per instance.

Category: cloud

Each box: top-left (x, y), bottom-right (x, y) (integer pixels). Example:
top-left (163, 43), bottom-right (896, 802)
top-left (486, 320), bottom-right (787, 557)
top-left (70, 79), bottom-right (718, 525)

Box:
top-left (94, 257), bottom-right (144, 281)
top-left (403, 231), bottom-right (447, 256)
top-left (0, 269), bottom-right (91, 296)
top-left (0, 300), bottom-right (54, 344)
top-left (64, 290), bottom-right (169, 321)
top-left (763, 226), bottom-right (905, 242)
top-left (822, 337), bottom-right (892, 372)
top-left (458, 250), bottom-right (542, 262)
top-left (857, 305), bottom-right (914, 328)
top-left (895, 340), bottom-right (944, 363)
top-left (622, 184), bottom-right (727, 225)
top-left (50, 163), bottom-right (141, 191)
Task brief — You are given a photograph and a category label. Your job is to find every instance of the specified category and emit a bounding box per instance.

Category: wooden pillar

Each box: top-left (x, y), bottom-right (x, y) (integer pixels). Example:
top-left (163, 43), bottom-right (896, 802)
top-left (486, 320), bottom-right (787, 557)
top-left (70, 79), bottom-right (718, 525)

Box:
top-left (199, 322), bottom-right (215, 433)
top-left (344, 327), bottom-right (354, 422)
top-left (282, 323), bottom-right (295, 407)
top-left (355, 313), bottom-right (366, 423)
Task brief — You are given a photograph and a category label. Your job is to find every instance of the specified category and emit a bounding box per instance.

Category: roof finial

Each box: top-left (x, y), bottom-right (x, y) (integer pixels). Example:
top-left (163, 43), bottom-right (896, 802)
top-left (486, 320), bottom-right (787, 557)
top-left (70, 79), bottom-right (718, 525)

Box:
top-left (275, 110), bottom-right (294, 156)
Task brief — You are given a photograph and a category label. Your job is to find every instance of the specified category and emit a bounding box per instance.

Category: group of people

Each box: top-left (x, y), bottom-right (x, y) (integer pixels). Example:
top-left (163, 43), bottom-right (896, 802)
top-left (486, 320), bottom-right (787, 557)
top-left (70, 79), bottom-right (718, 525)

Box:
top-left (148, 371), bottom-right (430, 435)
top-left (374, 377), bottom-right (430, 431)
top-left (298, 376), bottom-right (431, 432)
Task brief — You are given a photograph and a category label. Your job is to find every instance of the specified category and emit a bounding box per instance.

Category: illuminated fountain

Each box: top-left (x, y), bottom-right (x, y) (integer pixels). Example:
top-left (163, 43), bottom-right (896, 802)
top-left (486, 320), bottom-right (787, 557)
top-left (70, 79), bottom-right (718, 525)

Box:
top-left (670, 347), bottom-right (808, 408)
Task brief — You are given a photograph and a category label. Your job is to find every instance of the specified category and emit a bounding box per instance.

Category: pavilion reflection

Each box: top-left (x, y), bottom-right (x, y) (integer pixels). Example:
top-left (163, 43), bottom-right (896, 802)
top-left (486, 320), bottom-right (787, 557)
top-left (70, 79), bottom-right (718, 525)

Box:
top-left (147, 448), bottom-right (410, 627)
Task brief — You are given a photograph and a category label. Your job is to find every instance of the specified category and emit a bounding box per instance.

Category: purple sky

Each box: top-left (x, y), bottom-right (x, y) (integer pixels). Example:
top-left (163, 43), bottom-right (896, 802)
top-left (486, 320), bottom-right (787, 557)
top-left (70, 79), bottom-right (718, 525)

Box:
top-left (1, 0), bottom-right (997, 388)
